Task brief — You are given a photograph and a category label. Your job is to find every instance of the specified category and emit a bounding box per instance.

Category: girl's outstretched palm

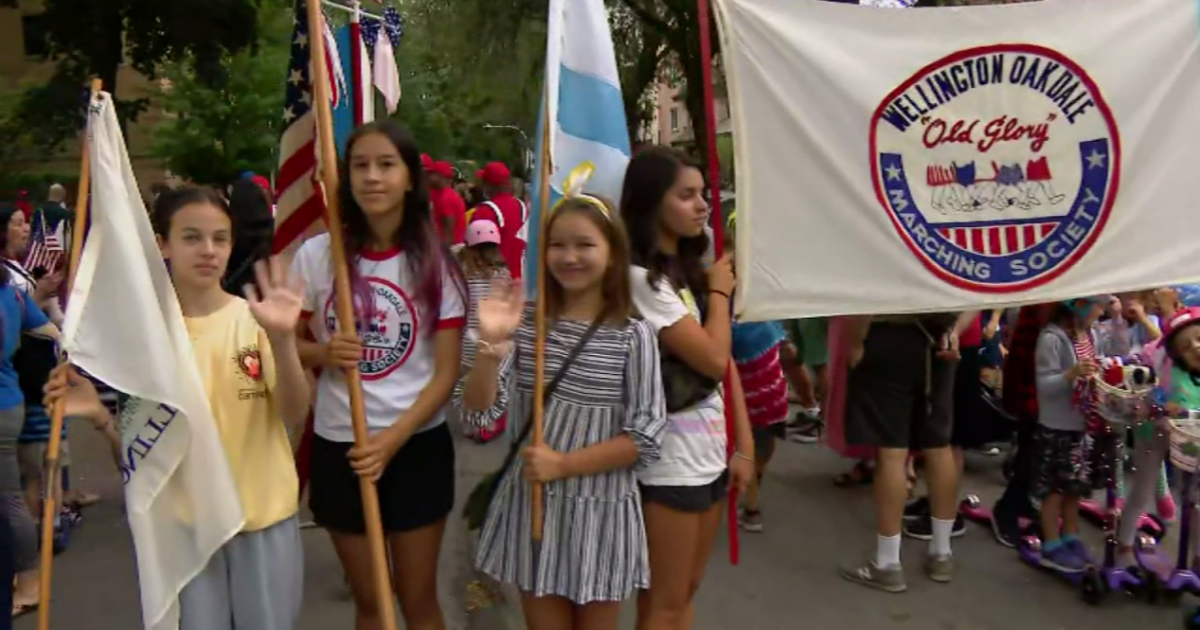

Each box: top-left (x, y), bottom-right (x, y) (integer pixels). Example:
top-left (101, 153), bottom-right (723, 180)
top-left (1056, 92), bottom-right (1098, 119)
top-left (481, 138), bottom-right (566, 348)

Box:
top-left (246, 258), bottom-right (305, 336)
top-left (478, 279), bottom-right (524, 344)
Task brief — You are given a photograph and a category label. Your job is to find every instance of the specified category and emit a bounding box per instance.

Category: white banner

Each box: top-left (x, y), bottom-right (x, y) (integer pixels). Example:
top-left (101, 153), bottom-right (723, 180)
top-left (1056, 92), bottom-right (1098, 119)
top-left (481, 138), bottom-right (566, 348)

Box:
top-left (715, 0), bottom-right (1200, 319)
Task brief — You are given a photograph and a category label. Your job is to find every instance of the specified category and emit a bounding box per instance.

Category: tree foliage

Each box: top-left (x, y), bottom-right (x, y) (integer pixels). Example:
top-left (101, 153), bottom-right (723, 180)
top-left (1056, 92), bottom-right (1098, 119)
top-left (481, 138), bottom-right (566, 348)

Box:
top-left (149, 1), bottom-right (291, 185)
top-left (388, 0), bottom-right (545, 175)
top-left (1, 0), bottom-right (261, 154)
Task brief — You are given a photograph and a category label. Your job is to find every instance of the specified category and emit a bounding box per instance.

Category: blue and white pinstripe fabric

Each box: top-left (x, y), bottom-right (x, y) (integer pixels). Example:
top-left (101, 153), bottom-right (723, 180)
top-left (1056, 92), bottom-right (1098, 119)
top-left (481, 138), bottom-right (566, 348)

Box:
top-left (525, 0), bottom-right (632, 293)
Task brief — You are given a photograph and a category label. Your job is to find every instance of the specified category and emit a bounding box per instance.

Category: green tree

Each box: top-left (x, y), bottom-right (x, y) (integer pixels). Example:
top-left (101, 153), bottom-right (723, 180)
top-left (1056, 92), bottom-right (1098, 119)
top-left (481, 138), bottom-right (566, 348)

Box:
top-left (0, 0), bottom-right (261, 154)
top-left (389, 0), bottom-right (544, 174)
top-left (149, 1), bottom-right (291, 184)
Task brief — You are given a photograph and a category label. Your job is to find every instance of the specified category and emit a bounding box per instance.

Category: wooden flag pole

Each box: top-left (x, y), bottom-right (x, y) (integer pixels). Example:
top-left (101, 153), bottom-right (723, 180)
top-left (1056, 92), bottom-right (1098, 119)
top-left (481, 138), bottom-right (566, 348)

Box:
top-left (305, 3), bottom-right (398, 630)
top-left (37, 76), bottom-right (102, 630)
top-left (531, 96), bottom-right (553, 541)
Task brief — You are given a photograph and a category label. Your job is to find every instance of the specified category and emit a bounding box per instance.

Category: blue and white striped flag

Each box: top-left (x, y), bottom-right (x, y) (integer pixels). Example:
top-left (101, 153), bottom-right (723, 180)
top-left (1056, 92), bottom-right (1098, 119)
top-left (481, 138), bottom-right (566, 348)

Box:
top-left (525, 0), bottom-right (632, 293)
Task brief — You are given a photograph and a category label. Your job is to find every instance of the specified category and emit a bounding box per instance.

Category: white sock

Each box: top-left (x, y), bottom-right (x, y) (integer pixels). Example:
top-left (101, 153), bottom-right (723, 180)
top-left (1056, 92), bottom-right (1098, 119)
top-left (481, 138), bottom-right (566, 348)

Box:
top-left (876, 533), bottom-right (902, 568)
top-left (930, 518), bottom-right (954, 557)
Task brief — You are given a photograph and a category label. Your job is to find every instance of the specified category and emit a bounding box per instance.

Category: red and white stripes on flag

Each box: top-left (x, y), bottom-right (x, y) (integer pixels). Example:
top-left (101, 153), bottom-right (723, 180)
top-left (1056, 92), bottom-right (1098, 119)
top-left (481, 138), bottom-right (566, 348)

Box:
top-left (936, 222), bottom-right (1059, 257)
top-left (274, 0), bottom-right (332, 256)
top-left (24, 213), bottom-right (65, 274)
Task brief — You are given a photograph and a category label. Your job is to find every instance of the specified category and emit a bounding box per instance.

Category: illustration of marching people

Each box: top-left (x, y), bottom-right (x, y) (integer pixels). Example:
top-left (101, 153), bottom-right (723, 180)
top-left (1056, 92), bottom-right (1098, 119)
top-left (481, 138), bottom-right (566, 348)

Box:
top-left (12, 0), bottom-right (1200, 630)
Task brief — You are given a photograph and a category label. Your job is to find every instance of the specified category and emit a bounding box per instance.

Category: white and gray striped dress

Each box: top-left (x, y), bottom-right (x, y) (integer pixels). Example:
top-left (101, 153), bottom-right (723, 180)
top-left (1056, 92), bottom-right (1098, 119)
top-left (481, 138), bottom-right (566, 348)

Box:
top-left (454, 313), bottom-right (667, 603)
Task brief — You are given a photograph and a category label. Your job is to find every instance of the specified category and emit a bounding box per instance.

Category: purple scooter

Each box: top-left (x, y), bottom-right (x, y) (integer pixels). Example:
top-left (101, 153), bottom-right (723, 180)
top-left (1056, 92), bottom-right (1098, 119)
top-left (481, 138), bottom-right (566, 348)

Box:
top-left (1134, 467), bottom-right (1200, 603)
top-left (1017, 435), bottom-right (1144, 605)
top-left (1017, 535), bottom-right (1109, 605)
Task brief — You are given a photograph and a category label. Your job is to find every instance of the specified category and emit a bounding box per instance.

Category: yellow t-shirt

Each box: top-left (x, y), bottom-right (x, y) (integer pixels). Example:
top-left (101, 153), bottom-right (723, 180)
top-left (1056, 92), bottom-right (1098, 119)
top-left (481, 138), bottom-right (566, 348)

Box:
top-left (185, 298), bottom-right (298, 531)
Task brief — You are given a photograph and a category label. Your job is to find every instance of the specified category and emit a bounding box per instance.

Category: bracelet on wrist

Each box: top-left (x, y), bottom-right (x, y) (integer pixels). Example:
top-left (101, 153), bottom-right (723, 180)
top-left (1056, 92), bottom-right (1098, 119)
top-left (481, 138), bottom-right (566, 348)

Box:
top-left (733, 451), bottom-right (754, 463)
top-left (710, 289), bottom-right (731, 300)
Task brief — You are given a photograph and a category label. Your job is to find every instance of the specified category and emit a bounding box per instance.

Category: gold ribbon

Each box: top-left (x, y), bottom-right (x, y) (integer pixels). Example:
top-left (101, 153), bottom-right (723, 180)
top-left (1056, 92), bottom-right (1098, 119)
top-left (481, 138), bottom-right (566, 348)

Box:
top-left (550, 162), bottom-right (611, 219)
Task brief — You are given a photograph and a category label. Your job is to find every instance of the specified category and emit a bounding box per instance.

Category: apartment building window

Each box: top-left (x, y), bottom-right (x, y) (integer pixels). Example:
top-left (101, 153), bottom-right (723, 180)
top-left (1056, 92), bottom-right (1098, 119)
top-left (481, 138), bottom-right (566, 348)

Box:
top-left (22, 13), bottom-right (49, 59)
top-left (670, 108), bottom-right (679, 132)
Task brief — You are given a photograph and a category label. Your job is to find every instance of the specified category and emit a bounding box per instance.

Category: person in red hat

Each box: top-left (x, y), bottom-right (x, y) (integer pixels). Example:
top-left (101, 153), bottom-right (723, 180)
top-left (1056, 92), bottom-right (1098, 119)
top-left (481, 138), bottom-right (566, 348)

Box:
top-left (470, 162), bottom-right (527, 279)
top-left (428, 161), bottom-right (467, 246)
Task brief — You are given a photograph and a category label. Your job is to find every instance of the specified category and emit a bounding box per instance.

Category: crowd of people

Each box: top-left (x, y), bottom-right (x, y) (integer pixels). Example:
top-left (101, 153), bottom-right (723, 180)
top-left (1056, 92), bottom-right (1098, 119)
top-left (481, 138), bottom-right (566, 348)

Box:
top-left (0, 117), bottom-right (1198, 630)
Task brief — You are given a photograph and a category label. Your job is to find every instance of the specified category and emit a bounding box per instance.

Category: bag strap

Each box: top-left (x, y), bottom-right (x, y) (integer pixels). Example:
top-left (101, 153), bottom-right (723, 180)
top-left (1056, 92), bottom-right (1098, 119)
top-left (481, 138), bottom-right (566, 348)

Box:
top-left (483, 201), bottom-right (504, 229)
top-left (500, 318), bottom-right (604, 469)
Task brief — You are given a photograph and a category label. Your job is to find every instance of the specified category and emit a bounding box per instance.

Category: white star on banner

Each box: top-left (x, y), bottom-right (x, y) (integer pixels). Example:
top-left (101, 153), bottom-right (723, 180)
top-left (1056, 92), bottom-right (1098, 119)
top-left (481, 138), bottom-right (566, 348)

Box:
top-left (295, 32), bottom-right (308, 48)
top-left (885, 164), bottom-right (902, 181)
top-left (1086, 149), bottom-right (1107, 169)
top-left (283, 106), bottom-right (296, 123)
top-left (288, 69), bottom-right (303, 86)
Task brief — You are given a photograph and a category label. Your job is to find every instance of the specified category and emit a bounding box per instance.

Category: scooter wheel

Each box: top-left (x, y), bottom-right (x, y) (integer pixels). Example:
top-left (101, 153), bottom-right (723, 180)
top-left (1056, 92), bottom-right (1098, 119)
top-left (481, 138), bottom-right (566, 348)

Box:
top-left (1134, 567), bottom-right (1162, 604)
top-left (1081, 569), bottom-right (1105, 606)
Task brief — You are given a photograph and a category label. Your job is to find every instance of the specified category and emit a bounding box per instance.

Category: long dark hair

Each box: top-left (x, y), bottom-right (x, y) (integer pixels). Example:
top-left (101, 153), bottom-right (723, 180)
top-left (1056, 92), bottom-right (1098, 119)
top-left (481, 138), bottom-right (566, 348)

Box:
top-left (620, 146), bottom-right (709, 302)
top-left (339, 120), bottom-right (466, 327)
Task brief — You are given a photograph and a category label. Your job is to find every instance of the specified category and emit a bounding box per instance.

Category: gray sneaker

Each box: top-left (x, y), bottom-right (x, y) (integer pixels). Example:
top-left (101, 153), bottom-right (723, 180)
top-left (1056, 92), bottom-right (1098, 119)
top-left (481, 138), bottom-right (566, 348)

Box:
top-left (924, 553), bottom-right (954, 583)
top-left (739, 509), bottom-right (764, 533)
top-left (839, 560), bottom-right (907, 593)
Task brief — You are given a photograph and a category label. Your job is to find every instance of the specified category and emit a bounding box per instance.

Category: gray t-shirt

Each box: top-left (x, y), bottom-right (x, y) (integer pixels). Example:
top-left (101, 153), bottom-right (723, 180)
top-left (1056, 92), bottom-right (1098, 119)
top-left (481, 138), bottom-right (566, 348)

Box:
top-left (1035, 324), bottom-right (1093, 432)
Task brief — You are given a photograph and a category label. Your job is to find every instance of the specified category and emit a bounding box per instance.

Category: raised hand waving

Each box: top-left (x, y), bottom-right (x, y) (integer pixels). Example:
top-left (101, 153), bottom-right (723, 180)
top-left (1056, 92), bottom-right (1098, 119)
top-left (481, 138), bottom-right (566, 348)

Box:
top-left (245, 258), bottom-right (305, 337)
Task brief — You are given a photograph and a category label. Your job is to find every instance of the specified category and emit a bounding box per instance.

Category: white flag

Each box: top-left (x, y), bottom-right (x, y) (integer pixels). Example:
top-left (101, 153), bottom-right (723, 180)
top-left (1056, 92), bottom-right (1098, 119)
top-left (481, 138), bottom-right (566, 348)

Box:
top-left (714, 0), bottom-right (1200, 319)
top-left (373, 31), bottom-right (401, 113)
top-left (64, 93), bottom-right (244, 630)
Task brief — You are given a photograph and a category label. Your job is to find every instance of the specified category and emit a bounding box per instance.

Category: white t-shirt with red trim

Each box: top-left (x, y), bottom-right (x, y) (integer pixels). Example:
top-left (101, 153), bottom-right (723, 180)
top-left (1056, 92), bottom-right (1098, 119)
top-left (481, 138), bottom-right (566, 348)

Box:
top-left (291, 233), bottom-right (467, 442)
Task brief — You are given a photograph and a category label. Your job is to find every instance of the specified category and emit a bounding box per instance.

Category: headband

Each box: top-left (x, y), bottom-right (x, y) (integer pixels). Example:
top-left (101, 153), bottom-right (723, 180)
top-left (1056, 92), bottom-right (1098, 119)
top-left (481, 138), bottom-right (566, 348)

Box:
top-left (549, 162), bottom-right (611, 220)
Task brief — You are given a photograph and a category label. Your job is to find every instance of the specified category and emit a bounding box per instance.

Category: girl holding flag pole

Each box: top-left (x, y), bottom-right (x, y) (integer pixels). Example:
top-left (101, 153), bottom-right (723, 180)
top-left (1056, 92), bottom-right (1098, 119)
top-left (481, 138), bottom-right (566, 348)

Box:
top-left (45, 186), bottom-right (312, 629)
top-left (457, 167), bottom-right (667, 630)
top-left (621, 147), bottom-right (754, 630)
top-left (290, 119), bottom-right (466, 630)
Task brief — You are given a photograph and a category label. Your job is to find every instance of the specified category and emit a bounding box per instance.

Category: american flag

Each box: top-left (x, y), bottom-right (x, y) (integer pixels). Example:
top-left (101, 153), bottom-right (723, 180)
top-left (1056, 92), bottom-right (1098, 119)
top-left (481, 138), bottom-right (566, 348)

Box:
top-left (24, 211), bottom-right (65, 274)
top-left (274, 0), bottom-right (334, 255)
top-left (362, 6), bottom-right (403, 57)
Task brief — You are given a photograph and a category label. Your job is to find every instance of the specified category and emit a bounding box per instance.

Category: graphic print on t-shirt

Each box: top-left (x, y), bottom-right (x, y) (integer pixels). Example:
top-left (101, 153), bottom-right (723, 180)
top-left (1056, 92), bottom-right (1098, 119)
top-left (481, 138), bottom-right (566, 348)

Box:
top-left (232, 344), bottom-right (267, 401)
top-left (322, 276), bottom-right (418, 380)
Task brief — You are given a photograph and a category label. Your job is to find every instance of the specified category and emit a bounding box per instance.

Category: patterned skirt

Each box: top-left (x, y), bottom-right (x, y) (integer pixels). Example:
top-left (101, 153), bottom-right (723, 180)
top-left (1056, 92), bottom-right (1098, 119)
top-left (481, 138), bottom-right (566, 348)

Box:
top-left (736, 344), bottom-right (789, 429)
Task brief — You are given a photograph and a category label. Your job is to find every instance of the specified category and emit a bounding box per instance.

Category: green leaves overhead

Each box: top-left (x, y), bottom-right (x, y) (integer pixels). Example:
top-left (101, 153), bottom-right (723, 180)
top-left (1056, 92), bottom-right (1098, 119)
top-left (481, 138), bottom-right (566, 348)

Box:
top-left (9, 0), bottom-right (262, 154)
top-left (149, 1), bottom-right (291, 185)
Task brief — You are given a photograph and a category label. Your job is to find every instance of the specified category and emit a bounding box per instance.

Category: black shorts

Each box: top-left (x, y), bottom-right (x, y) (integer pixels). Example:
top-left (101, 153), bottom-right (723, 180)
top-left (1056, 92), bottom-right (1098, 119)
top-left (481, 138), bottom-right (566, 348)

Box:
top-left (752, 423), bottom-right (785, 461)
top-left (309, 423), bottom-right (455, 534)
top-left (845, 322), bottom-right (956, 450)
top-left (640, 470), bottom-right (729, 514)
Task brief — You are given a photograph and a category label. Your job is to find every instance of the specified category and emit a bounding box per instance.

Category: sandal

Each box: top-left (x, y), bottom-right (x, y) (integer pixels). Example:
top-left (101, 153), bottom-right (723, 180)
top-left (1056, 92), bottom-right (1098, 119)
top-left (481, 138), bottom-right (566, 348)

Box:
top-left (834, 461), bottom-right (875, 487)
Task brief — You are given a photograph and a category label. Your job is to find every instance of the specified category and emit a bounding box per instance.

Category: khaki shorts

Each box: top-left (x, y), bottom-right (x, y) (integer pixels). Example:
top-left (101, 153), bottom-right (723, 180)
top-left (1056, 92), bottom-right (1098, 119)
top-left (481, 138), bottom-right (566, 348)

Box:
top-left (18, 440), bottom-right (70, 482)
